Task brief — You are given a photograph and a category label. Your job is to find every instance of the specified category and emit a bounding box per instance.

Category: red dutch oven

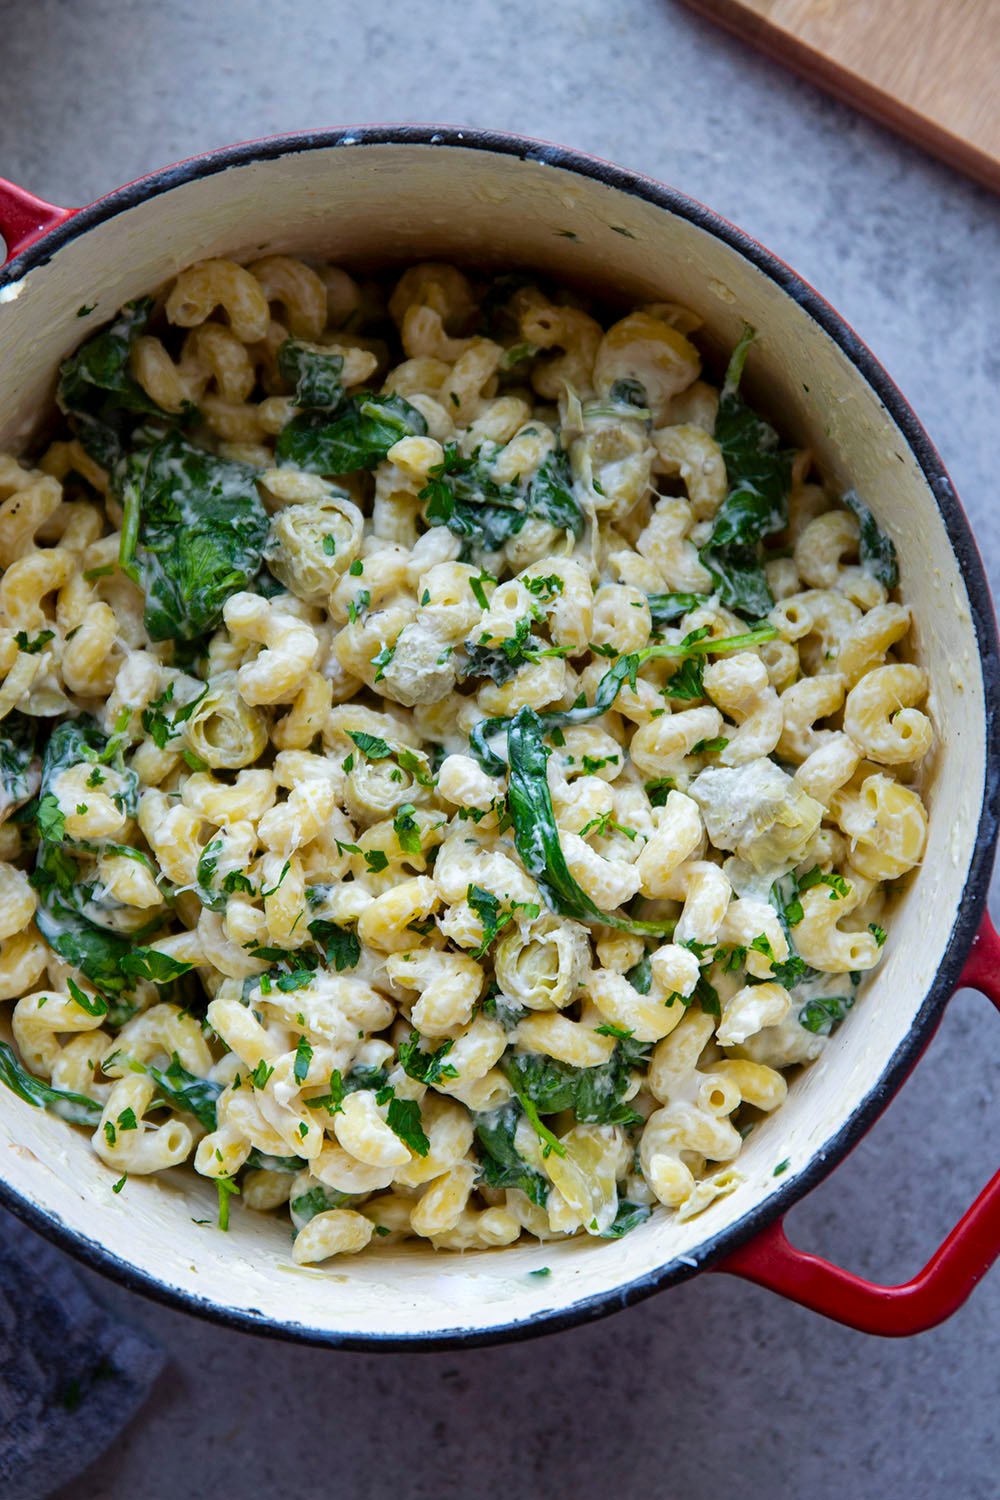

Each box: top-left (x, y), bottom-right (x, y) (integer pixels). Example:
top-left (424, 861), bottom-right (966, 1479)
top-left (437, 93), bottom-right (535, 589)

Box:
top-left (0, 128), bottom-right (998, 1346)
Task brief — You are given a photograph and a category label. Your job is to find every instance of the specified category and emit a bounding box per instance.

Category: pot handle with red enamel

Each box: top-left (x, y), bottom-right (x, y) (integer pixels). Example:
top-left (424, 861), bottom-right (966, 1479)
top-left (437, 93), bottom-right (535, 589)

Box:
top-left (714, 908), bottom-right (1000, 1335)
top-left (0, 180), bottom-right (74, 264)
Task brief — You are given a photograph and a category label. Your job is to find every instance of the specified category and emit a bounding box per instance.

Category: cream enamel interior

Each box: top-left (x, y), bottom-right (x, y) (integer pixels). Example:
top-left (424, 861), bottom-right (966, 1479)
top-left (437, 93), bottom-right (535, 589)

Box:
top-left (0, 140), bottom-right (987, 1341)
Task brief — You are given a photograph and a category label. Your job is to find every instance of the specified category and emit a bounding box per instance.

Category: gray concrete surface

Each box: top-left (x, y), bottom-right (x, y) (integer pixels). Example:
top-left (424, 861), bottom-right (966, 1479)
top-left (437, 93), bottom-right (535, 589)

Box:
top-left (0, 1), bottom-right (998, 1496)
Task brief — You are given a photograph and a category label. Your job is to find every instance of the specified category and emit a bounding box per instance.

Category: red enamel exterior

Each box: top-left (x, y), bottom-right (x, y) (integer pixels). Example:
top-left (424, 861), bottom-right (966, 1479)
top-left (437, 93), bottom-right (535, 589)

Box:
top-left (0, 153), bottom-right (996, 1339)
top-left (715, 911), bottom-right (1000, 1334)
top-left (0, 178), bottom-right (75, 261)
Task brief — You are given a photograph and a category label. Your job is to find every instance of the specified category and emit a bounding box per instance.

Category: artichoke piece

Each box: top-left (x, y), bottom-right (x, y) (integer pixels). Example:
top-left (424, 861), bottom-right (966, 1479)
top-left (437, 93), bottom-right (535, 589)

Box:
top-left (183, 672), bottom-right (269, 769)
top-left (263, 492), bottom-right (363, 605)
top-left (691, 760), bottom-right (822, 873)
top-left (494, 912), bottom-right (591, 1012)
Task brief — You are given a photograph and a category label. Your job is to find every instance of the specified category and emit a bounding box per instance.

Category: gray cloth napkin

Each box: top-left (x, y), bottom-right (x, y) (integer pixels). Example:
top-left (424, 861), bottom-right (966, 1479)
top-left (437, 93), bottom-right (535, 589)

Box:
top-left (0, 1207), bottom-right (164, 1500)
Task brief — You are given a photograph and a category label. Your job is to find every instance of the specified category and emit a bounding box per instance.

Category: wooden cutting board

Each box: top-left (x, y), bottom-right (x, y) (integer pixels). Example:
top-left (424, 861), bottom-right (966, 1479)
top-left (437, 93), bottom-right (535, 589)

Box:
top-left (680, 0), bottom-right (1000, 193)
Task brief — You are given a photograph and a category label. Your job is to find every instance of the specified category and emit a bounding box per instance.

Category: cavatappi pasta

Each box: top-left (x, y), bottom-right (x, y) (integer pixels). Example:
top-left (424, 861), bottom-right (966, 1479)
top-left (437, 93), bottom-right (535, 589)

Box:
top-left (0, 258), bottom-right (932, 1261)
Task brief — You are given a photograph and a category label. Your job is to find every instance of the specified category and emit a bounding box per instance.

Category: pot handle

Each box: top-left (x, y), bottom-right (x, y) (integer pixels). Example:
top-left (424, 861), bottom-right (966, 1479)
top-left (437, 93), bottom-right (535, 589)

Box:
top-left (0, 179), bottom-right (74, 264)
top-left (713, 908), bottom-right (1000, 1335)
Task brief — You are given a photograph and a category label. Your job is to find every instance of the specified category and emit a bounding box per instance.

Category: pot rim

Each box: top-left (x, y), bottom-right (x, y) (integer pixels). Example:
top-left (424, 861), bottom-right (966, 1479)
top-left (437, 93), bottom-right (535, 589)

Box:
top-left (1, 124), bottom-right (998, 1349)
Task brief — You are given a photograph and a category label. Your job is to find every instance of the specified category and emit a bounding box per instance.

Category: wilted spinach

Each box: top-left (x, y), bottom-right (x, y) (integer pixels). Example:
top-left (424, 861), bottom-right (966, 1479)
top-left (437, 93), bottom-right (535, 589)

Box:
top-left (474, 1102), bottom-right (550, 1207)
top-left (38, 716), bottom-right (139, 829)
top-left (56, 298), bottom-right (183, 469)
top-left (421, 442), bottom-right (582, 555)
top-left (504, 1042), bottom-right (649, 1130)
top-left (600, 1200), bottom-right (651, 1239)
top-left (126, 1054), bottom-right (222, 1130)
top-left (0, 713), bottom-right (38, 818)
top-left (698, 326), bottom-right (793, 615)
top-left (0, 1041), bottom-right (102, 1126)
top-left (646, 591), bottom-right (709, 627)
top-left (461, 614), bottom-right (542, 684)
top-left (470, 622), bottom-right (775, 776)
top-left (117, 429), bottom-right (269, 640)
top-left (290, 1183), bottom-right (352, 1230)
top-left (277, 338), bottom-right (345, 411)
top-left (30, 720), bottom-right (190, 1002)
top-left (843, 490), bottom-right (899, 588)
top-left (276, 392), bottom-right (427, 473)
top-left (507, 708), bottom-right (673, 935)
top-left (32, 842), bottom-right (188, 1002)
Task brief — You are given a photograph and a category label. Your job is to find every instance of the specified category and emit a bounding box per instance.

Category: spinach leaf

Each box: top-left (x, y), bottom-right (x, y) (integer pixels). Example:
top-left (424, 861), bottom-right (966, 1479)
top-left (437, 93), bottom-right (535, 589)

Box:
top-left (503, 1053), bottom-right (577, 1114)
top-left (504, 1043), bottom-right (647, 1130)
top-left (276, 393), bottom-right (427, 473)
top-left (31, 840), bottom-right (189, 999)
top-left (478, 273), bottom-right (540, 338)
top-left (421, 442), bottom-right (582, 555)
top-left (699, 326), bottom-right (792, 614)
top-left (0, 713), bottom-right (39, 818)
top-left (479, 986), bottom-right (528, 1031)
top-left (462, 615), bottom-right (544, 685)
top-left (39, 716), bottom-right (139, 826)
top-left (647, 592), bottom-right (708, 627)
top-left (0, 1040), bottom-right (103, 1126)
top-left (33, 718), bottom-right (140, 877)
top-left (56, 298), bottom-right (175, 467)
top-left (470, 623), bottom-right (776, 776)
top-left (609, 378), bottom-right (649, 408)
top-left (308, 1063), bottom-right (390, 1115)
top-left (461, 641), bottom-right (528, 686)
top-left (117, 429), bottom-right (268, 641)
top-left (506, 707), bottom-right (675, 936)
top-left (277, 338), bottom-right (345, 410)
top-left (843, 490), bottom-right (899, 588)
top-left (420, 442), bottom-right (527, 551)
top-left (698, 545), bottom-right (774, 619)
top-left (290, 1183), bottom-right (351, 1230)
top-left (244, 1149), bottom-right (308, 1172)
top-left (626, 954), bottom-right (652, 994)
top-left (128, 1054), bottom-right (221, 1130)
top-left (32, 845), bottom-right (135, 995)
top-left (599, 1200), bottom-right (651, 1239)
top-left (473, 1102), bottom-right (550, 1207)
top-left (120, 949), bottom-right (192, 984)
top-left (527, 449), bottom-right (584, 536)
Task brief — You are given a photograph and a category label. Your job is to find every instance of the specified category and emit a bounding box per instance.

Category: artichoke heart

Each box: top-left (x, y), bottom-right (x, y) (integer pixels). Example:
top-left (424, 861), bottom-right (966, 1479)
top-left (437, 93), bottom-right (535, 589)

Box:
top-left (690, 760), bottom-right (822, 873)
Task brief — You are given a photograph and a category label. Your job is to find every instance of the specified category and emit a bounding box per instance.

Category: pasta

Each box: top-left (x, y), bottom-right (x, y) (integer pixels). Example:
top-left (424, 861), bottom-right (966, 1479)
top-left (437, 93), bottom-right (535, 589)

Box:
top-left (0, 257), bottom-right (932, 1262)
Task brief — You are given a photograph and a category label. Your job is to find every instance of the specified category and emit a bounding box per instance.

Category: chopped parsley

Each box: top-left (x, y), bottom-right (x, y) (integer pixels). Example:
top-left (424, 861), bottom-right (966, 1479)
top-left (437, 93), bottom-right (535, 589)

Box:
top-left (399, 1032), bottom-right (459, 1084)
top-left (469, 568), bottom-right (495, 609)
top-left (393, 803), bottom-right (422, 855)
top-left (467, 884), bottom-right (540, 958)
top-left (386, 1096), bottom-right (430, 1156)
top-left (14, 629), bottom-right (55, 654)
top-left (293, 1036), bottom-right (314, 1083)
